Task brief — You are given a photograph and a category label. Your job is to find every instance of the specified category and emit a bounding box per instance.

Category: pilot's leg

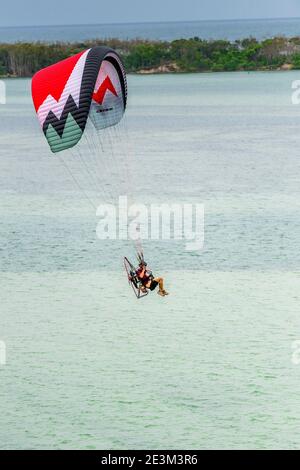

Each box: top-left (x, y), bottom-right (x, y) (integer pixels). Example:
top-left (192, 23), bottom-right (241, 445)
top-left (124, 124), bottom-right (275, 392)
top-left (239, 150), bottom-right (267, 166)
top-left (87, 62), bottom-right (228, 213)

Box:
top-left (154, 277), bottom-right (169, 296)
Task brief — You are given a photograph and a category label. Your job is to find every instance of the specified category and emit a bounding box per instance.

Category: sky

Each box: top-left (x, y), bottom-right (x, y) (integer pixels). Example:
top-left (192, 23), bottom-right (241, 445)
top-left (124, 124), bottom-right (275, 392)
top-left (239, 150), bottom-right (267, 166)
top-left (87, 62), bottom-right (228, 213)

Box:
top-left (1, 0), bottom-right (300, 27)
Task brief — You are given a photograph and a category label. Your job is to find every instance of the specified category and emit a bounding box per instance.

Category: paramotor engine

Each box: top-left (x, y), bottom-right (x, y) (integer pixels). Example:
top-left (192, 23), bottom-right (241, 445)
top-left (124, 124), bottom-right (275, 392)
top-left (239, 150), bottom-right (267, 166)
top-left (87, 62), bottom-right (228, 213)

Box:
top-left (124, 257), bottom-right (149, 299)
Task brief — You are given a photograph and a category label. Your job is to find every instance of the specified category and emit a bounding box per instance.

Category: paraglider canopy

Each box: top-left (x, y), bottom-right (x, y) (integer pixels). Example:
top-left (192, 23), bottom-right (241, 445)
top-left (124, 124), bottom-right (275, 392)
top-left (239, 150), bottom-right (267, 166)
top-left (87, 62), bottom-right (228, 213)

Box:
top-left (31, 46), bottom-right (127, 153)
top-left (31, 46), bottom-right (145, 264)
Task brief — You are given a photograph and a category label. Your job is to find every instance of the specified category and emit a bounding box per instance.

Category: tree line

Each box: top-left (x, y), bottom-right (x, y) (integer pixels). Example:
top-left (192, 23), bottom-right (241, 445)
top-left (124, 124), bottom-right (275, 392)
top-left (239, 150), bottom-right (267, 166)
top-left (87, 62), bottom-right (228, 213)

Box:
top-left (1, 36), bottom-right (300, 76)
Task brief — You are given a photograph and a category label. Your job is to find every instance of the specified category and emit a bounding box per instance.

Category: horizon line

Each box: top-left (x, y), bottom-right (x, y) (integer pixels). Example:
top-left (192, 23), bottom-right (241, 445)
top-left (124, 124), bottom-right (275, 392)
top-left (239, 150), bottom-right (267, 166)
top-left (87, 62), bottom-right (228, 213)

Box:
top-left (1, 16), bottom-right (300, 30)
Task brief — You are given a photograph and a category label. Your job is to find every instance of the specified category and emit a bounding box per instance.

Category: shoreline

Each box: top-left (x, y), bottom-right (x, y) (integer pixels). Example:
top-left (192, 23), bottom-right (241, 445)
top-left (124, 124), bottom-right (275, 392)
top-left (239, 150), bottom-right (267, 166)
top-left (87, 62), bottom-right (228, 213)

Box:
top-left (0, 65), bottom-right (295, 79)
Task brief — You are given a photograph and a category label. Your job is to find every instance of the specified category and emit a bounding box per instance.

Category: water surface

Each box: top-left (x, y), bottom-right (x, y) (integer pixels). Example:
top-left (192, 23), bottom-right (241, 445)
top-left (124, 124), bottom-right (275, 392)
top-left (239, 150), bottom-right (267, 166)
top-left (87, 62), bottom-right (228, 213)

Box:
top-left (1, 72), bottom-right (300, 449)
top-left (1, 18), bottom-right (300, 42)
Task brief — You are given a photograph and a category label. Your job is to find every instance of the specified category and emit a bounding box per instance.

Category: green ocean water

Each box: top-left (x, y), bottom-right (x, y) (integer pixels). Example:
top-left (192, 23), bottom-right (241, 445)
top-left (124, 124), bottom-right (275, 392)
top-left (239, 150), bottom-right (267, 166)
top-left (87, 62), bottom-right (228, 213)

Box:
top-left (1, 72), bottom-right (300, 449)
